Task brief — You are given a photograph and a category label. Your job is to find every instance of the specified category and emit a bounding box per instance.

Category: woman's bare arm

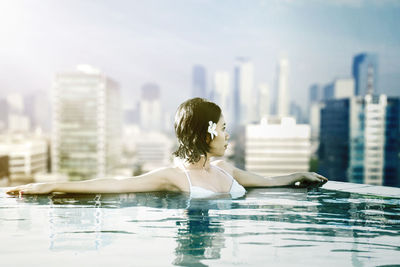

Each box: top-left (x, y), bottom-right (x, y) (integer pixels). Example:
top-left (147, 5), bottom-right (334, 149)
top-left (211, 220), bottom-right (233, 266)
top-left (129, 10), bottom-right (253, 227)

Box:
top-left (6, 167), bottom-right (177, 195)
top-left (214, 160), bottom-right (328, 187)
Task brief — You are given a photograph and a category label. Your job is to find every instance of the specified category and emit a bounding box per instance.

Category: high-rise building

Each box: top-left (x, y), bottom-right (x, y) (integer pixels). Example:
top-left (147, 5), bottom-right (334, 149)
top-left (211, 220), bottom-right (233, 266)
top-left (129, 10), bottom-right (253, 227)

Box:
top-left (245, 117), bottom-right (311, 177)
top-left (319, 94), bottom-right (400, 187)
top-left (258, 83), bottom-right (270, 119)
top-left (213, 71), bottom-right (231, 125)
top-left (52, 65), bottom-right (122, 180)
top-left (352, 53), bottom-right (378, 96)
top-left (276, 58), bottom-right (289, 117)
top-left (192, 65), bottom-right (207, 98)
top-left (233, 58), bottom-right (256, 125)
top-left (140, 83), bottom-right (162, 131)
top-left (318, 99), bottom-right (350, 181)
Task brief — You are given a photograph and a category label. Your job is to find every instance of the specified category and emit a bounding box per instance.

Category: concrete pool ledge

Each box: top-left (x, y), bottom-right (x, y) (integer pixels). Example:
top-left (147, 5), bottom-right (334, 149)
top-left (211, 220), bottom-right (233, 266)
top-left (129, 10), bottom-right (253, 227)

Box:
top-left (322, 181), bottom-right (400, 199)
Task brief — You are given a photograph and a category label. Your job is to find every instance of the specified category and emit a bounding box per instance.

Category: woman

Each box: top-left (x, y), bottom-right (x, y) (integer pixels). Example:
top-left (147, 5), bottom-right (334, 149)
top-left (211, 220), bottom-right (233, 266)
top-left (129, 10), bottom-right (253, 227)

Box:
top-left (6, 98), bottom-right (327, 197)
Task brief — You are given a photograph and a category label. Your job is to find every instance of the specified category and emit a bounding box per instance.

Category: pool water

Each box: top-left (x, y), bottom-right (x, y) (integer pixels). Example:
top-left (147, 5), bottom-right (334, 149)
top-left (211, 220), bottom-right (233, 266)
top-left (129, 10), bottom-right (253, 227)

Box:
top-left (1, 187), bottom-right (399, 266)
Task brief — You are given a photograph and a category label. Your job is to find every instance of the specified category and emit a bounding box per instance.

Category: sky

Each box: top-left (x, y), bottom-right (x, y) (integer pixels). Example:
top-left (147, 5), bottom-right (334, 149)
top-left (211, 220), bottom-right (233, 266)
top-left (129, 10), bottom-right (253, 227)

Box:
top-left (0, 0), bottom-right (399, 114)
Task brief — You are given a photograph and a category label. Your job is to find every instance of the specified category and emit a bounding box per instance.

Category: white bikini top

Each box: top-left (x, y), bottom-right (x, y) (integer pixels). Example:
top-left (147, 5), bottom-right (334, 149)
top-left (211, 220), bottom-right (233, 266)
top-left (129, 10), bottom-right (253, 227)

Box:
top-left (181, 164), bottom-right (246, 199)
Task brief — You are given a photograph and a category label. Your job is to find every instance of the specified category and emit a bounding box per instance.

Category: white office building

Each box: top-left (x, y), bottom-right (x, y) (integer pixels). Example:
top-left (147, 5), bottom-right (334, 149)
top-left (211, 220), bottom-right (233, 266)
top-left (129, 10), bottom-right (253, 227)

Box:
top-left (52, 65), bottom-right (122, 180)
top-left (245, 117), bottom-right (311, 177)
top-left (349, 94), bottom-right (386, 185)
top-left (0, 134), bottom-right (47, 182)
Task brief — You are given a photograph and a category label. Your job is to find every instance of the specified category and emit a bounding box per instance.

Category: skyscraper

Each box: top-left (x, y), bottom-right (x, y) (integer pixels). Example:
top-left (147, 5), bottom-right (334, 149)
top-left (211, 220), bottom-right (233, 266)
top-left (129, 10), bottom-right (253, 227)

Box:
top-left (318, 99), bottom-right (350, 181)
top-left (352, 53), bottom-right (378, 96)
top-left (140, 83), bottom-right (162, 131)
top-left (276, 58), bottom-right (289, 117)
top-left (52, 65), bottom-right (122, 180)
top-left (319, 94), bottom-right (400, 187)
top-left (258, 83), bottom-right (270, 119)
top-left (192, 65), bottom-right (206, 98)
top-left (233, 58), bottom-right (256, 125)
top-left (213, 71), bottom-right (231, 125)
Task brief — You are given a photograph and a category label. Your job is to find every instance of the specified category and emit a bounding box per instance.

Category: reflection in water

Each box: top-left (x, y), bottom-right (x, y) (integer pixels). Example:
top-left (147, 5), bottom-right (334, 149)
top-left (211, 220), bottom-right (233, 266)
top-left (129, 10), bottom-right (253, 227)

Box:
top-left (1, 187), bottom-right (399, 266)
top-left (173, 208), bottom-right (225, 266)
top-left (47, 193), bottom-right (109, 251)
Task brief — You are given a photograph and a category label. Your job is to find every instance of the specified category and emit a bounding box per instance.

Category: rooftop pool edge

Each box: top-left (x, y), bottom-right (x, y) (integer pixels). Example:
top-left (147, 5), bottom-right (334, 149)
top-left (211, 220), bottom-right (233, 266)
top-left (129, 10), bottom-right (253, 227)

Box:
top-left (322, 181), bottom-right (400, 199)
top-left (0, 181), bottom-right (399, 199)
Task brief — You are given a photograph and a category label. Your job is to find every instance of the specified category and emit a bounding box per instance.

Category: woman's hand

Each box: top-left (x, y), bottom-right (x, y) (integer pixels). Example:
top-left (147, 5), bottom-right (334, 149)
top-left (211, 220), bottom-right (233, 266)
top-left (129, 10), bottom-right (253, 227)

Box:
top-left (6, 182), bottom-right (55, 195)
top-left (291, 172), bottom-right (328, 188)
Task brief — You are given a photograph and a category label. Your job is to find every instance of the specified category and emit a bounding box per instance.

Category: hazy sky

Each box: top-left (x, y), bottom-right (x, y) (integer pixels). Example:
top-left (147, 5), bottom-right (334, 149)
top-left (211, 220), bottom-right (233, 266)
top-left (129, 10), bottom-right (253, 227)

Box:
top-left (1, 0), bottom-right (399, 113)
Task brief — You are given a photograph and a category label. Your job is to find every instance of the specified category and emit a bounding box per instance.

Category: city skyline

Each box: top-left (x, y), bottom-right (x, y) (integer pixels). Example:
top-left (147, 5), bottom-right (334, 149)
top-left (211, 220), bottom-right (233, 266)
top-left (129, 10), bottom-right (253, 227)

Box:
top-left (1, 0), bottom-right (399, 115)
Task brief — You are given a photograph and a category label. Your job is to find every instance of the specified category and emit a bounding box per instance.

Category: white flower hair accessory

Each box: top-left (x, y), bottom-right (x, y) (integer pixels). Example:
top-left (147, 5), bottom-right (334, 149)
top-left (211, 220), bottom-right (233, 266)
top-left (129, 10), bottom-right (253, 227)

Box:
top-left (207, 121), bottom-right (218, 140)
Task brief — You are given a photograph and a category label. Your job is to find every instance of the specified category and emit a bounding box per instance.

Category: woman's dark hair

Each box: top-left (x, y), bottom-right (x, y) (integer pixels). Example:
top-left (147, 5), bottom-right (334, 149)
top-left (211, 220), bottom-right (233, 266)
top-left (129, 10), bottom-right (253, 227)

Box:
top-left (173, 98), bottom-right (221, 164)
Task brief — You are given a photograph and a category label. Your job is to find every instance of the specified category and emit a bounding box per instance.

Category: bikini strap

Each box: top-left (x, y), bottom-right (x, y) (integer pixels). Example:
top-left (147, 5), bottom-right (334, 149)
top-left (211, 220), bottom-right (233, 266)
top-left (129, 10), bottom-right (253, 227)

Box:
top-left (212, 165), bottom-right (234, 181)
top-left (181, 164), bottom-right (192, 188)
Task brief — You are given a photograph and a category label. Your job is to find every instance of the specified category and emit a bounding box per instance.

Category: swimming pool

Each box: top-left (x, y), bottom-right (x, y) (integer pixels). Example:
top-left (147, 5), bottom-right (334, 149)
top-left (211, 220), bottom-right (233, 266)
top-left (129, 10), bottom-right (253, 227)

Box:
top-left (1, 183), bottom-right (399, 267)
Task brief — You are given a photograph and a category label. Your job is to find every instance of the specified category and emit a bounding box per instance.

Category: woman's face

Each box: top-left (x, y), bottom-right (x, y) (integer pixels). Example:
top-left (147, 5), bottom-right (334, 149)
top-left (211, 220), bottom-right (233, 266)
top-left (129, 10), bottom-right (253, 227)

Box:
top-left (208, 115), bottom-right (230, 157)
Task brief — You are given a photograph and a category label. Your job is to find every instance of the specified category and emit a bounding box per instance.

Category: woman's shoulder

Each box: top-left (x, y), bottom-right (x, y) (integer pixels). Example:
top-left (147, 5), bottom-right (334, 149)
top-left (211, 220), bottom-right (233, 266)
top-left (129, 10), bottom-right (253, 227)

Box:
top-left (211, 159), bottom-right (235, 174)
top-left (150, 166), bottom-right (185, 177)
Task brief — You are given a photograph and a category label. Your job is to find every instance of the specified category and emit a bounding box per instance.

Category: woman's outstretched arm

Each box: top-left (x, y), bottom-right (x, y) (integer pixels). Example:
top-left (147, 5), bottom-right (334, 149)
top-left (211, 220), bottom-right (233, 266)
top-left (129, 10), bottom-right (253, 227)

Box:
top-left (6, 167), bottom-right (177, 195)
top-left (214, 160), bottom-right (328, 188)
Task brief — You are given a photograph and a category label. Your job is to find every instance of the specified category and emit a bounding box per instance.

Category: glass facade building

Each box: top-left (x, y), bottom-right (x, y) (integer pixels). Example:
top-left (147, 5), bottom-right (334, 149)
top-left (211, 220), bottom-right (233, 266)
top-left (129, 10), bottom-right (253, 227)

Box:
top-left (318, 99), bottom-right (350, 181)
top-left (319, 95), bottom-right (400, 186)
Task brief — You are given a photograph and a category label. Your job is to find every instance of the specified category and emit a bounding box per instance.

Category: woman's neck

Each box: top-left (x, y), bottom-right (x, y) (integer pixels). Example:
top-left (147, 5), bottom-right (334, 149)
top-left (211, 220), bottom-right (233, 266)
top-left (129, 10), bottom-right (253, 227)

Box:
top-left (183, 155), bottom-right (211, 171)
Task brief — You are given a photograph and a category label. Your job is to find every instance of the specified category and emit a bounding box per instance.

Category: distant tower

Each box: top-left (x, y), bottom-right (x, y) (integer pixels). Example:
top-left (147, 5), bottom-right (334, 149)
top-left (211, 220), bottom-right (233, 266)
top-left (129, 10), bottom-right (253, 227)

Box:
top-left (140, 83), bottom-right (162, 131)
top-left (276, 58), bottom-right (289, 117)
top-left (192, 65), bottom-right (207, 98)
top-left (352, 53), bottom-right (378, 96)
top-left (213, 71), bottom-right (231, 125)
top-left (233, 58), bottom-right (256, 125)
top-left (258, 83), bottom-right (270, 119)
top-left (309, 84), bottom-right (321, 104)
top-left (52, 65), bottom-right (122, 180)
